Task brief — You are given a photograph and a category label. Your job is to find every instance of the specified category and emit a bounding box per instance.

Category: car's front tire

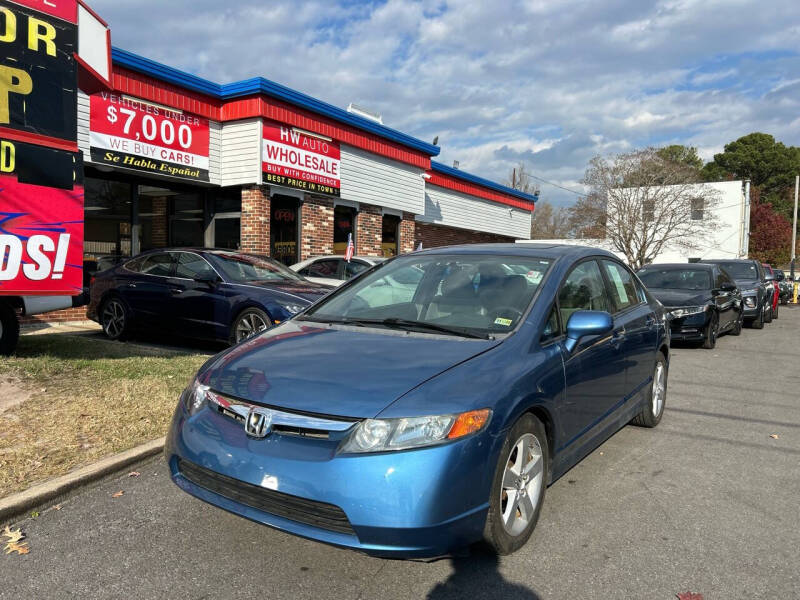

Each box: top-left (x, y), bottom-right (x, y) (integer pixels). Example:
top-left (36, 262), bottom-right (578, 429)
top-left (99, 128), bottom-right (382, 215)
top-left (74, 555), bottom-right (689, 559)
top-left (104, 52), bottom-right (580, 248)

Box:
top-left (483, 413), bottom-right (548, 555)
top-left (764, 304), bottom-right (773, 323)
top-left (230, 307), bottom-right (271, 345)
top-left (100, 296), bottom-right (130, 341)
top-left (632, 352), bottom-right (667, 428)
top-left (702, 311), bottom-right (718, 349)
top-left (730, 310), bottom-right (743, 336)
top-left (0, 300), bottom-right (20, 356)
top-left (773, 302), bottom-right (779, 319)
top-left (750, 306), bottom-right (764, 329)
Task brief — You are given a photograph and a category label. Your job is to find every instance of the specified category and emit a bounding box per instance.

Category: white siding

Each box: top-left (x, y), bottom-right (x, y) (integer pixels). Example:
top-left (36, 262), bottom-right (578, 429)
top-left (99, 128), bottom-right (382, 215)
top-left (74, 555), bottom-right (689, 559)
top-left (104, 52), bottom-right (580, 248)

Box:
top-left (208, 120), bottom-right (222, 185)
top-left (419, 184), bottom-right (532, 239)
top-left (219, 118), bottom-right (261, 186)
top-left (77, 90), bottom-right (90, 163)
top-left (339, 144), bottom-right (424, 213)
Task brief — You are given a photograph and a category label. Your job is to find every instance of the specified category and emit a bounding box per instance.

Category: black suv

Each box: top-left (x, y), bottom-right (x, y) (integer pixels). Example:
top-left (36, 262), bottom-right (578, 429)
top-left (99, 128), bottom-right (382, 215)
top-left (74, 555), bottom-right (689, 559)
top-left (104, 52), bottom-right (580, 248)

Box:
top-left (699, 259), bottom-right (768, 329)
top-left (636, 263), bottom-right (743, 349)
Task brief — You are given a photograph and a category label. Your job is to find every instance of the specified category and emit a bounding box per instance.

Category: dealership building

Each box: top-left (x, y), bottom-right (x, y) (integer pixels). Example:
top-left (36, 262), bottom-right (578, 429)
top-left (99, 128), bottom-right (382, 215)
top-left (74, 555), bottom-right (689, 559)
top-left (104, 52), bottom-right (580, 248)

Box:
top-left (38, 47), bottom-right (536, 321)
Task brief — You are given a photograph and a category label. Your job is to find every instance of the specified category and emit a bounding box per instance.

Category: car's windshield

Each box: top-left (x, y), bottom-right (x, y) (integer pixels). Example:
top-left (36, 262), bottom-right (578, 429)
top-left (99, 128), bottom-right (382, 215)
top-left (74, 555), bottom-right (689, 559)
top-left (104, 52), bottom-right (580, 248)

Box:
top-left (637, 268), bottom-right (712, 291)
top-left (302, 254), bottom-right (552, 336)
top-left (208, 252), bottom-right (305, 283)
top-left (717, 262), bottom-right (758, 280)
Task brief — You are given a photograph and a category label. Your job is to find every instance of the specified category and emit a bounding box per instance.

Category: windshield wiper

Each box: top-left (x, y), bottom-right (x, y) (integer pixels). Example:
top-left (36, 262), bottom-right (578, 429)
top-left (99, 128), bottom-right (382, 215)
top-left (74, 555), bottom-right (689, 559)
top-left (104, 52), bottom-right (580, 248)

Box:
top-left (304, 316), bottom-right (491, 339)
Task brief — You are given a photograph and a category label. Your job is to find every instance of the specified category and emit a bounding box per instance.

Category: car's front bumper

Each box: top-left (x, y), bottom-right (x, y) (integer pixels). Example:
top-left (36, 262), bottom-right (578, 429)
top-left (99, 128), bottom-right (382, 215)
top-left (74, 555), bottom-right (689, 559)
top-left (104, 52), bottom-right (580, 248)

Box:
top-left (667, 311), bottom-right (709, 341)
top-left (165, 401), bottom-right (502, 558)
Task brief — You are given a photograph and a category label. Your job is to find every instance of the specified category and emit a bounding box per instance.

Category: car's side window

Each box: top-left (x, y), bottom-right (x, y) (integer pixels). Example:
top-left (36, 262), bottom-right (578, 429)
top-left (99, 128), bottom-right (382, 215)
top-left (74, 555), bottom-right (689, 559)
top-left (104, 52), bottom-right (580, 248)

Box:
top-left (174, 253), bottom-right (217, 280)
top-left (601, 260), bottom-right (639, 312)
top-left (540, 305), bottom-right (561, 344)
top-left (558, 260), bottom-right (612, 325)
top-left (306, 259), bottom-right (341, 278)
top-left (123, 256), bottom-right (145, 273)
top-left (344, 260), bottom-right (369, 279)
top-left (139, 253), bottom-right (174, 277)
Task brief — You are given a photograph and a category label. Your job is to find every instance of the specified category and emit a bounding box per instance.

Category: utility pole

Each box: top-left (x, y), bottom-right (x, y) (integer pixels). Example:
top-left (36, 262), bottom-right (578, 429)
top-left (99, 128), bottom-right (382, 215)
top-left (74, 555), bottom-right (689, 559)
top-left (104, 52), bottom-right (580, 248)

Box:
top-left (792, 175), bottom-right (799, 280)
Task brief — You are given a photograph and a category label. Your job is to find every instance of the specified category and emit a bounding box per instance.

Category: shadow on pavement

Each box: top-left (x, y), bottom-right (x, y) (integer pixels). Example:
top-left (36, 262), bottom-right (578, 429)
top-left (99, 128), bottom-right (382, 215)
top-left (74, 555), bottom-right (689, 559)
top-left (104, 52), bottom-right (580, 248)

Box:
top-left (426, 548), bottom-right (542, 600)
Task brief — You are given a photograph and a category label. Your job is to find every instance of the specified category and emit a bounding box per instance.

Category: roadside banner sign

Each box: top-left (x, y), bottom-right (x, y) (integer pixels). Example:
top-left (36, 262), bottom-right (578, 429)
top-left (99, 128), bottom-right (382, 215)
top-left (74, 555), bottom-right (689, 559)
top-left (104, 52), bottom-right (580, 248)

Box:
top-left (89, 92), bottom-right (211, 182)
top-left (262, 121), bottom-right (340, 196)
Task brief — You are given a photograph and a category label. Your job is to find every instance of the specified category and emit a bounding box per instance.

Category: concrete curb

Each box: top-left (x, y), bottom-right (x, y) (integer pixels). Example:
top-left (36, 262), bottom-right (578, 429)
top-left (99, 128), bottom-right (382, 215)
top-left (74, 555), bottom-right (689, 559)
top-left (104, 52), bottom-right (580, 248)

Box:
top-left (0, 437), bottom-right (165, 525)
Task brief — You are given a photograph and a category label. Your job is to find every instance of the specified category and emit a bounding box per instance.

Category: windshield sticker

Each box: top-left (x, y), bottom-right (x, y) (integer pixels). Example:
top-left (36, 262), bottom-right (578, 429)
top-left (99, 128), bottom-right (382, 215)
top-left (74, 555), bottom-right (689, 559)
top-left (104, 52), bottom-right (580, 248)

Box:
top-left (494, 317), bottom-right (513, 327)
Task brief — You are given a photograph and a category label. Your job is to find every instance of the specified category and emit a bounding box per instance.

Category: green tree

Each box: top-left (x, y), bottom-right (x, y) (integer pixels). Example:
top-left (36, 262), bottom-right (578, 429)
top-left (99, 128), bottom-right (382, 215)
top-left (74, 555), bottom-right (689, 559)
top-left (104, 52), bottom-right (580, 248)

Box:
top-left (656, 145), bottom-right (703, 170)
top-left (702, 133), bottom-right (800, 218)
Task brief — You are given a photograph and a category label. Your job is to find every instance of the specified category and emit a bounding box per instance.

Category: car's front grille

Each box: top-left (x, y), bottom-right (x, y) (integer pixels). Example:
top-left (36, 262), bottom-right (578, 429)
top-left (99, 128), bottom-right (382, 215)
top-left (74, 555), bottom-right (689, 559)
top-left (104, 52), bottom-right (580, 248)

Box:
top-left (178, 459), bottom-right (355, 535)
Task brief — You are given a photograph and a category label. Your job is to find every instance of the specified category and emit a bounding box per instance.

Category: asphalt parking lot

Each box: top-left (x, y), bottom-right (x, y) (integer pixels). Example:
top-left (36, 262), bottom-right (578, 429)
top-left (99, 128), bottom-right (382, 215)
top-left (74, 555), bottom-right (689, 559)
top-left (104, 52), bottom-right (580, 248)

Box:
top-left (3, 309), bottom-right (799, 600)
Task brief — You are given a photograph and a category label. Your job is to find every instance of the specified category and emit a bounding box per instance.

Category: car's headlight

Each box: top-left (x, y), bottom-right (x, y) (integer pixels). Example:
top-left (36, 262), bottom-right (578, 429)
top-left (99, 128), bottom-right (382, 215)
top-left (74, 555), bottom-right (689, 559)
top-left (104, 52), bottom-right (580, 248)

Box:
top-left (183, 378), bottom-right (209, 416)
top-left (669, 306), bottom-right (706, 319)
top-left (339, 409), bottom-right (491, 453)
top-left (744, 296), bottom-right (756, 308)
top-left (282, 303), bottom-right (305, 315)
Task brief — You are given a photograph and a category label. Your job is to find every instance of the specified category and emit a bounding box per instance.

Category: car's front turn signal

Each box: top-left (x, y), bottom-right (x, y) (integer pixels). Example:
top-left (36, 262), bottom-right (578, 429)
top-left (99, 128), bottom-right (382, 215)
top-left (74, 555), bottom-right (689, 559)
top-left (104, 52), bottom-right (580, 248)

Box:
top-left (447, 409), bottom-right (491, 439)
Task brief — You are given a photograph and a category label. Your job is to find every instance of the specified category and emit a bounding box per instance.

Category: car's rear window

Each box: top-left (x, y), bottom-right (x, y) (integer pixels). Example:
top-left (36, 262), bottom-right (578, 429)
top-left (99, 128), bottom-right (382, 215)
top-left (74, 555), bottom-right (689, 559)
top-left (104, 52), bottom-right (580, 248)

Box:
top-left (637, 268), bottom-right (711, 290)
top-left (716, 262), bottom-right (758, 280)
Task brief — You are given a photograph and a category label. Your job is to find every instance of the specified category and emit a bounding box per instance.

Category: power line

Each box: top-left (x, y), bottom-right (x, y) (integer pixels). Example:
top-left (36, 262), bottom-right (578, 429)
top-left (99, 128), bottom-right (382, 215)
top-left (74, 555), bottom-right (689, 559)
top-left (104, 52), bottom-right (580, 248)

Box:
top-left (525, 173), bottom-right (586, 197)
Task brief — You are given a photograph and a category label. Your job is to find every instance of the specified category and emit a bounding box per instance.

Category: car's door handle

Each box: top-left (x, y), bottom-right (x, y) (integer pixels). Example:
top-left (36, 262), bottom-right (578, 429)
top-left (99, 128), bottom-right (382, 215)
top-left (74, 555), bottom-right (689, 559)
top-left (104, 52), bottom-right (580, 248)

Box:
top-left (645, 315), bottom-right (656, 327)
top-left (126, 283), bottom-right (137, 289)
top-left (611, 328), bottom-right (626, 345)
top-left (170, 288), bottom-right (184, 295)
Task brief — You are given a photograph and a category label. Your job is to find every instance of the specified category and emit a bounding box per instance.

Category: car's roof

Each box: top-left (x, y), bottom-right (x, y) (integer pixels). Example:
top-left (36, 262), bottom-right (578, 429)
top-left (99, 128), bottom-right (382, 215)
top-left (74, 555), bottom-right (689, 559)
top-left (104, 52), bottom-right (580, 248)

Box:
top-left (699, 258), bottom-right (756, 264)
top-left (638, 263), bottom-right (715, 271)
top-left (414, 243), bottom-right (619, 260)
top-left (306, 255), bottom-right (385, 262)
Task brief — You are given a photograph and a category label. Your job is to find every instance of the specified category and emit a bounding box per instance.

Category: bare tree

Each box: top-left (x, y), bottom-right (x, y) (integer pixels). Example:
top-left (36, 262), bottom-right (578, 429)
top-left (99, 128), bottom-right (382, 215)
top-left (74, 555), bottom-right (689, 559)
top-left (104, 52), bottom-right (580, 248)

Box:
top-left (505, 162), bottom-right (539, 196)
top-left (581, 148), bottom-right (721, 270)
top-left (530, 200), bottom-right (572, 239)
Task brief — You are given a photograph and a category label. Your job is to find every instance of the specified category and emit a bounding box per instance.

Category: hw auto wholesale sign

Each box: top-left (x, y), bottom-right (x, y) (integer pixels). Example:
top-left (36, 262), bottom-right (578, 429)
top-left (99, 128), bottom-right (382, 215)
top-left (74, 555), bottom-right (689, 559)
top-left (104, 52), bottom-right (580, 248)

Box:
top-left (89, 92), bottom-right (211, 182)
top-left (262, 121), bottom-right (340, 196)
top-left (0, 0), bottom-right (85, 295)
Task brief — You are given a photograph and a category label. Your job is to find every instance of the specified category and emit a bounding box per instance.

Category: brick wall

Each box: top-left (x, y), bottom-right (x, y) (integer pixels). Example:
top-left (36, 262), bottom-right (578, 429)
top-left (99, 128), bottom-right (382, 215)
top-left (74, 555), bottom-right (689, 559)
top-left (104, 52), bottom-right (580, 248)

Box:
top-left (241, 186), bottom-right (270, 255)
top-left (356, 203), bottom-right (383, 256)
top-left (414, 222), bottom-right (516, 249)
top-left (19, 306), bottom-right (87, 325)
top-left (151, 197), bottom-right (168, 247)
top-left (301, 195), bottom-right (334, 259)
top-left (400, 212), bottom-right (416, 254)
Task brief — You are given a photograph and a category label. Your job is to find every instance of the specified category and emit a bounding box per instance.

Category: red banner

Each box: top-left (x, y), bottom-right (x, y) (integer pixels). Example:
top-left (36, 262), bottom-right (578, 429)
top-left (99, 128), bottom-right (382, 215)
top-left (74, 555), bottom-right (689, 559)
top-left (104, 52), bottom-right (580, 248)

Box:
top-left (89, 92), bottom-right (210, 181)
top-left (9, 0), bottom-right (77, 23)
top-left (262, 121), bottom-right (340, 196)
top-left (0, 175), bottom-right (83, 295)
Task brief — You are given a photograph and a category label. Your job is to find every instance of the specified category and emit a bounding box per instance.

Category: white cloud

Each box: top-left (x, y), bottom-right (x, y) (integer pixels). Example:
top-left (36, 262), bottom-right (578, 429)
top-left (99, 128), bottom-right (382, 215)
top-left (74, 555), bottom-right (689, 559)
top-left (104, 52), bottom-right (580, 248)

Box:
top-left (90, 0), bottom-right (800, 206)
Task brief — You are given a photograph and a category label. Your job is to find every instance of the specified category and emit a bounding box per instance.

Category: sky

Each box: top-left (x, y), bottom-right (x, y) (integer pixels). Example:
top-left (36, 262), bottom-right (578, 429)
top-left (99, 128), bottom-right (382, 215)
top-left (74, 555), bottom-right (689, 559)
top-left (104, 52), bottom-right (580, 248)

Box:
top-left (92, 0), bottom-right (800, 207)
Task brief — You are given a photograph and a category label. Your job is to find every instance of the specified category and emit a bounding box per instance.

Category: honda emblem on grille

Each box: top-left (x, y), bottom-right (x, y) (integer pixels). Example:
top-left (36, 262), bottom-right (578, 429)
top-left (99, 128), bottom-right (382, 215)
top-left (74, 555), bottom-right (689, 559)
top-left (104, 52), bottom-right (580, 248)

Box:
top-left (245, 407), bottom-right (273, 438)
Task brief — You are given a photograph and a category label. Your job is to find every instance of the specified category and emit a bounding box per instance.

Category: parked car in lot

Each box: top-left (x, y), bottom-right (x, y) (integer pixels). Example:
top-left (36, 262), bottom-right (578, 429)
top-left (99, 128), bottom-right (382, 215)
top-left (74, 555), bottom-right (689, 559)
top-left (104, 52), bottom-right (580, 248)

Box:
top-left (636, 263), bottom-right (742, 349)
top-left (166, 244), bottom-right (670, 558)
top-left (762, 264), bottom-right (780, 319)
top-left (699, 259), bottom-right (769, 329)
top-left (773, 269), bottom-right (792, 304)
top-left (88, 249), bottom-right (331, 344)
top-left (290, 256), bottom-right (385, 286)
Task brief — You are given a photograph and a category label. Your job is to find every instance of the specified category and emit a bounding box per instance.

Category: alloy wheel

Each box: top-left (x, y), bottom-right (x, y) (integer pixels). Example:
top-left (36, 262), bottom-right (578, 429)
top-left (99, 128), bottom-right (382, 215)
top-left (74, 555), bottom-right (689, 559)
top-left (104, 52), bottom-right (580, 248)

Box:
top-left (652, 361), bottom-right (666, 417)
top-left (102, 300), bottom-right (125, 338)
top-left (235, 312), bottom-right (269, 343)
top-left (500, 433), bottom-right (544, 537)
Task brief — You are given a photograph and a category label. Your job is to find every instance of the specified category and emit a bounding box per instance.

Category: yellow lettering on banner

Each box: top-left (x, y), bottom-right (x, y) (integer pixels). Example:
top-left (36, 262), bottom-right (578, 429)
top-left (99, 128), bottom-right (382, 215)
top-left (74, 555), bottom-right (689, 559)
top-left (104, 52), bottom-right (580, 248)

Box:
top-left (0, 140), bottom-right (15, 172)
top-left (28, 17), bottom-right (56, 57)
top-left (0, 65), bottom-right (33, 124)
top-left (0, 8), bottom-right (16, 43)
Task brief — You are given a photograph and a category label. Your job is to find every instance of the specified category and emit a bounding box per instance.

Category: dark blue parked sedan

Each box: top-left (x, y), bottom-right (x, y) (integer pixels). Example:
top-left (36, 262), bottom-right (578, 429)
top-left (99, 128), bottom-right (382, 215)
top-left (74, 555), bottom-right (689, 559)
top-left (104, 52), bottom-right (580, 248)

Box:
top-left (87, 248), bottom-right (331, 344)
top-left (166, 244), bottom-right (670, 557)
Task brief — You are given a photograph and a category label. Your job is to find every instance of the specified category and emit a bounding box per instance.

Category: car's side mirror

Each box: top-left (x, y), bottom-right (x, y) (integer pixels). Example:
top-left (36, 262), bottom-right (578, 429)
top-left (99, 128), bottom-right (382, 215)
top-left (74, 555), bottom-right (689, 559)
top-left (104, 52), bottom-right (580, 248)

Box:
top-left (195, 274), bottom-right (220, 286)
top-left (718, 282), bottom-right (736, 292)
top-left (564, 310), bottom-right (614, 353)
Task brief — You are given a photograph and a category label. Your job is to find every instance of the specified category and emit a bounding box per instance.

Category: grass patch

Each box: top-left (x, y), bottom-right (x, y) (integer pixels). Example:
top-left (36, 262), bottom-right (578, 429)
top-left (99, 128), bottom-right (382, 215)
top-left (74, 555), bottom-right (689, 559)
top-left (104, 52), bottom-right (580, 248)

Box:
top-left (0, 334), bottom-right (209, 497)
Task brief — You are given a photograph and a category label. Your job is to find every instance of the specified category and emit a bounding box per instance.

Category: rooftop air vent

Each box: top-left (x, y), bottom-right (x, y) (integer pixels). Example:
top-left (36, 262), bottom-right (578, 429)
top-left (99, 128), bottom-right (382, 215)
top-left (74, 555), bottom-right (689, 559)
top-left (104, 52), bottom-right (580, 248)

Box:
top-left (346, 103), bottom-right (383, 124)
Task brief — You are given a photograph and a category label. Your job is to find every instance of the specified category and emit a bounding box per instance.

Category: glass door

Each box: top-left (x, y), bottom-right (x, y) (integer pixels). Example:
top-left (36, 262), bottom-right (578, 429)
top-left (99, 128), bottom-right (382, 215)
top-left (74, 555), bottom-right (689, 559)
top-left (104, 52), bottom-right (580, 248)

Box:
top-left (270, 195), bottom-right (299, 265)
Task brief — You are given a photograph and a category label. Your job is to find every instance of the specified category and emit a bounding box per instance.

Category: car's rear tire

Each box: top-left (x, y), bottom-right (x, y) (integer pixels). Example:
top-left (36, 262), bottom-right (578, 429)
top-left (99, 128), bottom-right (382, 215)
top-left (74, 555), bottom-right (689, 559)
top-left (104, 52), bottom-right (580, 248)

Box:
top-left (702, 312), bottom-right (718, 349)
top-left (0, 300), bottom-right (20, 356)
top-left (230, 307), bottom-right (271, 345)
top-left (632, 352), bottom-right (667, 428)
top-left (483, 413), bottom-right (548, 556)
top-left (100, 296), bottom-right (130, 341)
top-left (773, 302), bottom-right (779, 319)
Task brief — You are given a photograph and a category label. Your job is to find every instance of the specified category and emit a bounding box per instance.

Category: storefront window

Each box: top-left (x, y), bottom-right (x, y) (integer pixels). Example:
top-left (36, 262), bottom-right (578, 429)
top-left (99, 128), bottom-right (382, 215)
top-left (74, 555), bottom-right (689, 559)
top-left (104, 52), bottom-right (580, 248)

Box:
top-left (381, 214), bottom-right (400, 257)
top-left (84, 177), bottom-right (133, 257)
top-left (170, 192), bottom-right (204, 247)
top-left (270, 195), bottom-right (299, 264)
top-left (334, 205), bottom-right (356, 255)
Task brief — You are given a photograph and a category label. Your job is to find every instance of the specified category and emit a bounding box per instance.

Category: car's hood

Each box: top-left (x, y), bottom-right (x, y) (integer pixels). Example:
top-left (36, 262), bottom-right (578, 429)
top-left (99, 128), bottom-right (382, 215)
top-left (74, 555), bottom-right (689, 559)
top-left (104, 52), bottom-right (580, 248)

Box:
top-left (648, 288), bottom-right (710, 307)
top-left (200, 320), bottom-right (501, 418)
top-left (227, 280), bottom-right (332, 303)
top-left (733, 278), bottom-right (761, 291)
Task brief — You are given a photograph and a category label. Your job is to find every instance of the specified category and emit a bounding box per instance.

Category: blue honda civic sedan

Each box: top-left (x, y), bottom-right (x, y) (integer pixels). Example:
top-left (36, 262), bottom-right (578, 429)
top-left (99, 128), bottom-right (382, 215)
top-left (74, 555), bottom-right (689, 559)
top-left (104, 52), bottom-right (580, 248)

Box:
top-left (166, 244), bottom-right (670, 557)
